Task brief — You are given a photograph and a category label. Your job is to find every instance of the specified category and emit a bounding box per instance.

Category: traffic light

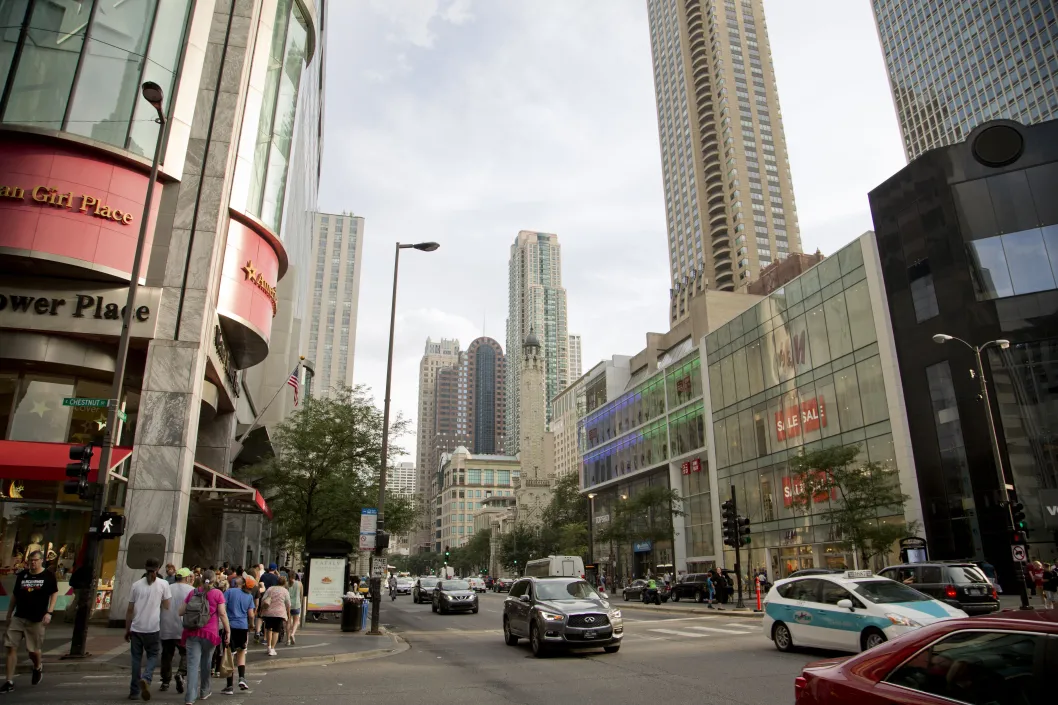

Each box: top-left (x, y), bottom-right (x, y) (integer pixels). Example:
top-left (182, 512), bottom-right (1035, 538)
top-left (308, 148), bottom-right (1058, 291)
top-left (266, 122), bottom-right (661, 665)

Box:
top-left (1011, 502), bottom-right (1027, 531)
top-left (376, 530), bottom-right (390, 550)
top-left (444, 546), bottom-right (450, 559)
top-left (737, 515), bottom-right (751, 547)
top-left (721, 499), bottom-right (737, 548)
top-left (64, 444), bottom-right (93, 500)
top-left (1012, 530), bottom-right (1028, 545)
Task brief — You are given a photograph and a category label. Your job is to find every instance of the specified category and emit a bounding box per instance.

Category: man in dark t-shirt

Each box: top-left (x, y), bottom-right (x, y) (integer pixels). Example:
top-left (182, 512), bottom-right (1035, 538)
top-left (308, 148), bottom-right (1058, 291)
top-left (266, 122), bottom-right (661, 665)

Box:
top-left (2, 551), bottom-right (58, 693)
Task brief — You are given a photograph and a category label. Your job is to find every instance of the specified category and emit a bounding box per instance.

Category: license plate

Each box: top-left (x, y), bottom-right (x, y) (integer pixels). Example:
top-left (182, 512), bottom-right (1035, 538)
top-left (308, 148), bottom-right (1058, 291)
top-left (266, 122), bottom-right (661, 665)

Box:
top-left (583, 630), bottom-right (597, 639)
top-left (967, 588), bottom-right (980, 595)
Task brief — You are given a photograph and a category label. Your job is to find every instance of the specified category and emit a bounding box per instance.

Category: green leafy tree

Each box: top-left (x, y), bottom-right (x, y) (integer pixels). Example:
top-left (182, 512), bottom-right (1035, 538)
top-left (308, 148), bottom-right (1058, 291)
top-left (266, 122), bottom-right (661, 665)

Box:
top-left (498, 523), bottom-right (542, 575)
top-left (597, 487), bottom-right (684, 576)
top-left (237, 385), bottom-right (408, 552)
top-left (790, 444), bottom-right (915, 567)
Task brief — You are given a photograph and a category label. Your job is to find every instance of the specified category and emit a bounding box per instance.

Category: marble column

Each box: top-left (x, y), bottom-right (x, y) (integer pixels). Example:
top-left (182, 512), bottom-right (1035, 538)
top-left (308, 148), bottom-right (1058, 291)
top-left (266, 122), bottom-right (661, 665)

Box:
top-left (110, 0), bottom-right (261, 623)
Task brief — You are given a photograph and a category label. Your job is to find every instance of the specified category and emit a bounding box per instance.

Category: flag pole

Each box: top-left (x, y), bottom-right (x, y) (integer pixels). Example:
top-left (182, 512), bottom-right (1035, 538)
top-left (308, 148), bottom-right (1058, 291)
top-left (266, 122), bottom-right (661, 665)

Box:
top-left (231, 357), bottom-right (303, 460)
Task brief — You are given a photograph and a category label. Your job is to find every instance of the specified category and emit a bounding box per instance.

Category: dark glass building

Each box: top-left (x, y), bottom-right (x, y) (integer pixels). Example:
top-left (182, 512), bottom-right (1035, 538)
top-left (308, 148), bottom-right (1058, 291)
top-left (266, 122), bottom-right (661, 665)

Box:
top-left (466, 337), bottom-right (506, 455)
top-left (870, 119), bottom-right (1058, 582)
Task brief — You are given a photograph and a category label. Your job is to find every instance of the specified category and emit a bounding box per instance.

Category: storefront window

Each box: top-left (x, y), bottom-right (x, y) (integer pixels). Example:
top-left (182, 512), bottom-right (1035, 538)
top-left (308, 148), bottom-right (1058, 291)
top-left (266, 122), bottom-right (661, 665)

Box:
top-left (713, 418), bottom-right (729, 469)
top-left (824, 291), bottom-right (853, 359)
top-left (732, 347), bottom-right (749, 399)
top-left (746, 339), bottom-right (764, 396)
top-left (8, 376), bottom-right (73, 443)
top-left (669, 403), bottom-right (704, 458)
top-left (708, 362), bottom-right (723, 411)
top-left (0, 1), bottom-right (27, 89)
top-left (856, 357), bottom-right (889, 426)
top-left (834, 365), bottom-right (864, 431)
top-left (720, 355), bottom-right (736, 409)
top-left (665, 357), bottom-right (702, 409)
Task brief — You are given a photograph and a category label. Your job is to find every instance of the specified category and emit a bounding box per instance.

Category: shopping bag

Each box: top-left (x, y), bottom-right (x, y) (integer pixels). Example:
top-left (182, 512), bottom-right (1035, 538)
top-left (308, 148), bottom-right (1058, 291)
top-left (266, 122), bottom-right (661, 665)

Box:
top-left (219, 647), bottom-right (234, 678)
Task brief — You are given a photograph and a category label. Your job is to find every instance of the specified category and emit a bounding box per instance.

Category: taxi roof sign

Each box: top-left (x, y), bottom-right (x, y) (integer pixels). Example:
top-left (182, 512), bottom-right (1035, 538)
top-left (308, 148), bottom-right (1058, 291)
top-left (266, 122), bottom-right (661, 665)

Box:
top-left (842, 570), bottom-right (873, 579)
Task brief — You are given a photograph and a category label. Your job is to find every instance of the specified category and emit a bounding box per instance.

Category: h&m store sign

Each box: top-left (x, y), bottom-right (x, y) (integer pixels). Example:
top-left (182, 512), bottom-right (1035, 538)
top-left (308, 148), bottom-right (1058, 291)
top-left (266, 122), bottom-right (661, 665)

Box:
top-left (0, 282), bottom-right (160, 339)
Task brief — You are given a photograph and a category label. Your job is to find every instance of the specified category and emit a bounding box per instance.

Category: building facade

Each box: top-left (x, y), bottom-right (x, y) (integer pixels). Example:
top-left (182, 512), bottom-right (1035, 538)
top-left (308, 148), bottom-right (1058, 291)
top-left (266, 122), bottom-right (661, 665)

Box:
top-left (0, 0), bottom-right (326, 618)
top-left (413, 337), bottom-right (460, 551)
top-left (551, 356), bottom-right (632, 479)
top-left (465, 337), bottom-right (506, 455)
top-left (869, 119), bottom-right (1058, 577)
top-left (871, 0), bottom-right (1058, 161)
top-left (505, 231), bottom-right (569, 453)
top-left (303, 212), bottom-right (364, 394)
top-left (568, 334), bottom-right (582, 381)
top-left (646, 0), bottom-right (802, 320)
top-left (514, 331), bottom-right (554, 523)
top-left (435, 447), bottom-right (519, 550)
top-left (388, 461), bottom-right (416, 497)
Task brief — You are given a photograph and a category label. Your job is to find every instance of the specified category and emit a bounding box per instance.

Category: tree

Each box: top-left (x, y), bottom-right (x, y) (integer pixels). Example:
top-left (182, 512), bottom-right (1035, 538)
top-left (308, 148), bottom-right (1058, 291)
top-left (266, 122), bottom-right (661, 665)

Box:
top-left (790, 444), bottom-right (915, 568)
top-left (237, 385), bottom-right (409, 552)
top-left (596, 486), bottom-right (684, 576)
top-left (459, 529), bottom-right (493, 574)
top-left (498, 523), bottom-right (541, 574)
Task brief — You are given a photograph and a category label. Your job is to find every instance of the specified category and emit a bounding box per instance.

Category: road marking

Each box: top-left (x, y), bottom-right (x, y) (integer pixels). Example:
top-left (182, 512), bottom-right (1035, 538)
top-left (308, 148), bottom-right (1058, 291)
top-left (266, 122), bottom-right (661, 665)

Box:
top-left (649, 628), bottom-right (709, 638)
top-left (686, 625), bottom-right (754, 635)
top-left (622, 615), bottom-right (726, 625)
top-left (484, 609), bottom-right (498, 613)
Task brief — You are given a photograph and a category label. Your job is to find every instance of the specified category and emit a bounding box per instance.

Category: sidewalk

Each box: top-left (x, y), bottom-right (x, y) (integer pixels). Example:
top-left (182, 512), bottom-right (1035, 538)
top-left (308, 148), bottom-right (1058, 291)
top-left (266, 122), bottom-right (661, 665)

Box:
top-left (19, 621), bottom-right (406, 674)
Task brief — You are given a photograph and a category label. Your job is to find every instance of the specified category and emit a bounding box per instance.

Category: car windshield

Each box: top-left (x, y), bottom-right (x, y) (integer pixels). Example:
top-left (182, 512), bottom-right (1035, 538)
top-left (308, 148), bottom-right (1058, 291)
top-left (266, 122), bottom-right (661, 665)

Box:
top-left (443, 580), bottom-right (471, 590)
top-left (420, 578), bottom-right (438, 586)
top-left (948, 566), bottom-right (988, 584)
top-left (535, 580), bottom-right (600, 601)
top-left (851, 579), bottom-right (933, 604)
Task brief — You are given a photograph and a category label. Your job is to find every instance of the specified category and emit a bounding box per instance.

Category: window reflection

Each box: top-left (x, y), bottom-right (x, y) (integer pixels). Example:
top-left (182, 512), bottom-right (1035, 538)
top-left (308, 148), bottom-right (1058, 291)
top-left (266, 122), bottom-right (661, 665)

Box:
top-left (966, 228), bottom-right (1058, 300)
top-left (8, 376), bottom-right (73, 443)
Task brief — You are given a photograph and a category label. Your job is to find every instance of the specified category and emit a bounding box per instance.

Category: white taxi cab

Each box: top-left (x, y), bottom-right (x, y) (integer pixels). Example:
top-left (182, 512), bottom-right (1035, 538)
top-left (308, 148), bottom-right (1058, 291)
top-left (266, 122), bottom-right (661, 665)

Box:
top-left (762, 570), bottom-right (966, 653)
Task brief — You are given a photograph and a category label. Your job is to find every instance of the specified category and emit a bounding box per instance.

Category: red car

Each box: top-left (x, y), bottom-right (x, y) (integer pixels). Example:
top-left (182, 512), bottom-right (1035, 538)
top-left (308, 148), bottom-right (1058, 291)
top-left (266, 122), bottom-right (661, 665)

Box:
top-left (794, 610), bottom-right (1056, 704)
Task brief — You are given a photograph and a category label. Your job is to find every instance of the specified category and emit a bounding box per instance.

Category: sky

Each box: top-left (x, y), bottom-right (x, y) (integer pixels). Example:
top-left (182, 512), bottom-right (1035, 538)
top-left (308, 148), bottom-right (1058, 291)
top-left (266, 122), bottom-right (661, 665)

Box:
top-left (318, 0), bottom-right (908, 463)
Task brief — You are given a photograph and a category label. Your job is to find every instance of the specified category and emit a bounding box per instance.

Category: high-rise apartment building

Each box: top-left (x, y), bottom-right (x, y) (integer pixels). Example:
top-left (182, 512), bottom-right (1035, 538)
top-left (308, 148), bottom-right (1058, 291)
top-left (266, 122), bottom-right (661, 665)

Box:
top-left (506, 231), bottom-right (570, 453)
top-left (413, 338), bottom-right (461, 551)
top-left (303, 212), bottom-right (365, 394)
top-left (568, 334), bottom-right (583, 380)
top-left (465, 337), bottom-right (507, 454)
top-left (388, 461), bottom-right (417, 496)
top-left (872, 0), bottom-right (1058, 161)
top-left (646, 0), bottom-right (802, 321)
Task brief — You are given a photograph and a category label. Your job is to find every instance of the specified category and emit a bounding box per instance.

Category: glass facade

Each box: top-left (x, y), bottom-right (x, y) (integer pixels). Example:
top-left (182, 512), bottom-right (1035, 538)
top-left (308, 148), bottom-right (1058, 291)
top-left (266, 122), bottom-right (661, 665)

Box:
top-left (0, 0), bottom-right (193, 157)
top-left (704, 236), bottom-right (907, 578)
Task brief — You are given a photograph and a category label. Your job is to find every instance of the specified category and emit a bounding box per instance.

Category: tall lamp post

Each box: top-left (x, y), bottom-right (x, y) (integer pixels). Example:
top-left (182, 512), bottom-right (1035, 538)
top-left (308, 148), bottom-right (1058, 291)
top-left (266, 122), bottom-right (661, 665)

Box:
top-left (932, 334), bottom-right (1029, 610)
top-left (586, 493), bottom-right (596, 583)
top-left (67, 82), bottom-right (168, 658)
top-left (368, 241), bottom-right (439, 635)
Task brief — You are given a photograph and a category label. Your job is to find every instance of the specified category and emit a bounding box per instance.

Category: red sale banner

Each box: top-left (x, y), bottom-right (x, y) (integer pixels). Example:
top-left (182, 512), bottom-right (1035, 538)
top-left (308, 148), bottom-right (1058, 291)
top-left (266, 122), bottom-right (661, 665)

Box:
top-left (775, 397), bottom-right (827, 441)
top-left (681, 461), bottom-right (691, 475)
top-left (782, 471), bottom-right (836, 507)
top-left (692, 458), bottom-right (702, 473)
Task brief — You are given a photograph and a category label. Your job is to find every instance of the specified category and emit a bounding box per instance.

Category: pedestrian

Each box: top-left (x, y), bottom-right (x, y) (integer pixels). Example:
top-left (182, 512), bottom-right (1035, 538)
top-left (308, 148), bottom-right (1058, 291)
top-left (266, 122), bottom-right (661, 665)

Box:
top-left (260, 576), bottom-right (291, 657)
top-left (180, 570), bottom-right (230, 705)
top-left (705, 572), bottom-right (716, 609)
top-left (211, 576), bottom-right (229, 677)
top-left (598, 574), bottom-right (606, 592)
top-left (221, 576), bottom-right (256, 695)
top-left (260, 563), bottom-right (279, 589)
top-left (1042, 563), bottom-right (1058, 610)
top-left (1029, 560), bottom-right (1046, 606)
top-left (164, 564), bottom-right (178, 585)
top-left (160, 568), bottom-right (192, 694)
top-left (287, 573), bottom-right (303, 645)
top-left (125, 557), bottom-right (172, 701)
top-left (1, 550), bottom-right (58, 694)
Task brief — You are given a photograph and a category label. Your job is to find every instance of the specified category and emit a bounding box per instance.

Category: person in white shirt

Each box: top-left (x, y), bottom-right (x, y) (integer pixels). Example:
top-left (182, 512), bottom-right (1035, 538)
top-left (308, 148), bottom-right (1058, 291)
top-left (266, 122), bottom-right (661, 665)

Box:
top-left (159, 568), bottom-right (193, 694)
top-left (125, 557), bottom-right (172, 701)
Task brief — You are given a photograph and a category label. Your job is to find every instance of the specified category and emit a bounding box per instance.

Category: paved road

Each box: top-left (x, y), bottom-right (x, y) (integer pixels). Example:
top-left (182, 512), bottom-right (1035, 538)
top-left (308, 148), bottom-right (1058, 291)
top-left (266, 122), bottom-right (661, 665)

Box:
top-left (17, 592), bottom-right (842, 703)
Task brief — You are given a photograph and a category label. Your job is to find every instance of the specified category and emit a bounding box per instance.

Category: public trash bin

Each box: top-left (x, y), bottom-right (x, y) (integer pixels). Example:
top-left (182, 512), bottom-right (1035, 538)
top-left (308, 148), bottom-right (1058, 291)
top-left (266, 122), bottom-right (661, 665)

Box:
top-left (342, 593), bottom-right (363, 632)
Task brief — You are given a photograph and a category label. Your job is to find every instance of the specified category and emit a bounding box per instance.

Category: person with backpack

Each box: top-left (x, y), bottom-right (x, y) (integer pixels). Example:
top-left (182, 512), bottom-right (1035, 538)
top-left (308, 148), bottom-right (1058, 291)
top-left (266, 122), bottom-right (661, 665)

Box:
top-left (159, 568), bottom-right (193, 694)
top-left (179, 570), bottom-right (229, 705)
top-left (125, 557), bottom-right (172, 700)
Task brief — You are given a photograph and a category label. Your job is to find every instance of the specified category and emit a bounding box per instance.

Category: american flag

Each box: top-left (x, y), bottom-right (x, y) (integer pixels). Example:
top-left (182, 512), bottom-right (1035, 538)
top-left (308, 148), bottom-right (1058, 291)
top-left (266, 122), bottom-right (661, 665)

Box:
top-left (287, 366), bottom-right (300, 406)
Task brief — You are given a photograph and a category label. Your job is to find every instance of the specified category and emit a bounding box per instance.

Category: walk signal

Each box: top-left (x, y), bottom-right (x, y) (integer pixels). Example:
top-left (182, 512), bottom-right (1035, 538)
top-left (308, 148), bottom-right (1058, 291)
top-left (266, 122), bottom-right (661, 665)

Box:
top-left (64, 444), bottom-right (93, 500)
top-left (737, 516), bottom-right (751, 547)
top-left (1012, 530), bottom-right (1028, 545)
top-left (98, 512), bottom-right (125, 538)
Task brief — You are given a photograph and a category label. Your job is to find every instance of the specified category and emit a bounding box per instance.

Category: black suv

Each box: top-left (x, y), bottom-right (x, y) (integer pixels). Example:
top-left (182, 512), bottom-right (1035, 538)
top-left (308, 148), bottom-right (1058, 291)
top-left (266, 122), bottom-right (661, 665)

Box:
top-left (876, 562), bottom-right (999, 615)
top-left (432, 579), bottom-right (479, 614)
top-left (671, 571), bottom-right (733, 603)
top-left (503, 577), bottom-right (623, 657)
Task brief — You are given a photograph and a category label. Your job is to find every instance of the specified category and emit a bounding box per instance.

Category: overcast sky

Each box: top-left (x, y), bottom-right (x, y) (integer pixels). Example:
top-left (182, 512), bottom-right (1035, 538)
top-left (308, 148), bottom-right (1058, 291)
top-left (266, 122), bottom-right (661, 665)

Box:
top-left (317, 0), bottom-right (907, 463)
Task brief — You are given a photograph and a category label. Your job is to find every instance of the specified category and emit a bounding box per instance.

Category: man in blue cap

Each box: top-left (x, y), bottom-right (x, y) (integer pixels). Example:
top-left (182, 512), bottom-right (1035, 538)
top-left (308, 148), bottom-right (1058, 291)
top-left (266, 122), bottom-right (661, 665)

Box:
top-left (256, 565), bottom-right (279, 643)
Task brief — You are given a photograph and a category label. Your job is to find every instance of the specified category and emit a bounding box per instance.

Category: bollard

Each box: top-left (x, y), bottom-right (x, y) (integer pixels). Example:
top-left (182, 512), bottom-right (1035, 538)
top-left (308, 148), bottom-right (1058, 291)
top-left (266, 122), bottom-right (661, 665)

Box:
top-left (361, 598), bottom-right (369, 630)
top-left (754, 575), bottom-right (763, 613)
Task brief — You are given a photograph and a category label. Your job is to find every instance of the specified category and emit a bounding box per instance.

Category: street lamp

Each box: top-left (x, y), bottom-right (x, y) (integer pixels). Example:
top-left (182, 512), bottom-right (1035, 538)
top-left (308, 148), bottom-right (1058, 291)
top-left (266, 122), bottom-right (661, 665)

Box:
top-left (586, 493), bottom-right (596, 583)
top-left (932, 333), bottom-right (1027, 609)
top-left (67, 82), bottom-right (169, 659)
top-left (368, 241), bottom-right (440, 635)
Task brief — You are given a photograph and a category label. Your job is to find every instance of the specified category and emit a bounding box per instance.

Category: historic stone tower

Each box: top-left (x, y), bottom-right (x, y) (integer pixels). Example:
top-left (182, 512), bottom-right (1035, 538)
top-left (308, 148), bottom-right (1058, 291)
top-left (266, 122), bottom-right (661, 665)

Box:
top-left (515, 328), bottom-right (553, 524)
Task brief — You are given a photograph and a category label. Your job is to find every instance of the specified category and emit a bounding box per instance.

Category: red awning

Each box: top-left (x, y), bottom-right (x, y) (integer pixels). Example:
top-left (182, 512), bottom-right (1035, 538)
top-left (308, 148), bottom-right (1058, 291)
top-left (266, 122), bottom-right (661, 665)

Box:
top-left (0, 440), bottom-right (132, 482)
top-left (190, 462), bottom-right (272, 519)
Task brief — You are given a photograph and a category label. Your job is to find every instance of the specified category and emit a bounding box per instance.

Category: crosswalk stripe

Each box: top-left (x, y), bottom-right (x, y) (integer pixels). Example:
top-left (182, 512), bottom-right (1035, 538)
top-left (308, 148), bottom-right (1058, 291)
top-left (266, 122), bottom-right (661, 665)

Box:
top-left (648, 628), bottom-right (709, 638)
top-left (686, 625), bottom-right (754, 635)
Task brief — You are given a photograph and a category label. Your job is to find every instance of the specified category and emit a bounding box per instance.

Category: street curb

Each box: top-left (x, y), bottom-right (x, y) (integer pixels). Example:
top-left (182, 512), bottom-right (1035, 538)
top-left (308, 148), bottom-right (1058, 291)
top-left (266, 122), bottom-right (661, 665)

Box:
top-left (619, 602), bottom-right (763, 618)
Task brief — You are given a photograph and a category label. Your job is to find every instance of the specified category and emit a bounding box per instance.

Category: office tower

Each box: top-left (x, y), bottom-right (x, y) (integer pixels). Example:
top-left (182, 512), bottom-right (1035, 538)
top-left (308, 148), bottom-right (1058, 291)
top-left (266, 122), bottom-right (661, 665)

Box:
top-left (567, 334), bottom-right (582, 380)
top-left (505, 231), bottom-right (570, 453)
top-left (388, 461), bottom-right (417, 496)
top-left (303, 212), bottom-right (365, 394)
top-left (872, 0), bottom-right (1058, 161)
top-left (646, 0), bottom-right (802, 321)
top-left (465, 337), bottom-right (507, 454)
top-left (414, 337), bottom-right (461, 551)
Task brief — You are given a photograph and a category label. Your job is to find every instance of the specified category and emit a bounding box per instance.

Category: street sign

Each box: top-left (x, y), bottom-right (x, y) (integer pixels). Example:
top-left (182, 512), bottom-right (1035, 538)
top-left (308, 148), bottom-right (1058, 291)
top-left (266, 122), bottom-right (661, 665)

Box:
top-left (1011, 544), bottom-right (1027, 562)
top-left (359, 508), bottom-right (378, 550)
top-left (63, 397), bottom-right (108, 408)
top-left (115, 409), bottom-right (128, 423)
top-left (371, 557), bottom-right (387, 578)
top-left (98, 512), bottom-right (125, 538)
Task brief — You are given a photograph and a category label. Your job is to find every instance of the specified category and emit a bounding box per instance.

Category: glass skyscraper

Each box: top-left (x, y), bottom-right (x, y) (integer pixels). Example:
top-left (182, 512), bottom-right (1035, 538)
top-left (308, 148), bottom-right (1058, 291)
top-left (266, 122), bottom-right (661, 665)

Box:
top-left (872, 0), bottom-right (1058, 160)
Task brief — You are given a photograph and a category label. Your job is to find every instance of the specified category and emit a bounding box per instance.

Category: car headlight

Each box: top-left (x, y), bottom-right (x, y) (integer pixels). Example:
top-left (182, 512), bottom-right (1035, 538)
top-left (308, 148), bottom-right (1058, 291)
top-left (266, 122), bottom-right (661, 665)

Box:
top-left (609, 609), bottom-right (622, 620)
top-left (538, 611), bottom-right (565, 622)
top-left (443, 594), bottom-right (454, 600)
top-left (885, 613), bottom-right (921, 627)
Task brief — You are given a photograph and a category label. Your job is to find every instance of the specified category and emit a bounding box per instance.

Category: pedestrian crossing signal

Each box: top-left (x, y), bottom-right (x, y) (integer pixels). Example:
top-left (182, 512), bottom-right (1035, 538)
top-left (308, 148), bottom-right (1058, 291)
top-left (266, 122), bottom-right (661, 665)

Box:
top-left (98, 512), bottom-right (125, 538)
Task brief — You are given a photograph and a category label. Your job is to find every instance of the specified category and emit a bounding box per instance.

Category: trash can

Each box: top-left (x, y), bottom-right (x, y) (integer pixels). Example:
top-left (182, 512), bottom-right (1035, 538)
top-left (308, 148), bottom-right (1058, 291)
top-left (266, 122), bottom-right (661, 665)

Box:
top-left (341, 594), bottom-right (363, 632)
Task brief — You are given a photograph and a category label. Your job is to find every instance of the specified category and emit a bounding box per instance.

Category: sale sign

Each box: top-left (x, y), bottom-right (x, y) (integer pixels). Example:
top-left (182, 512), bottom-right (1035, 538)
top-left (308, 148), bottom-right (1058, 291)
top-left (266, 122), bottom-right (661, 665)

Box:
top-left (692, 458), bottom-right (702, 473)
top-left (681, 461), bottom-right (691, 475)
top-left (782, 471), bottom-right (836, 507)
top-left (775, 397), bottom-right (827, 441)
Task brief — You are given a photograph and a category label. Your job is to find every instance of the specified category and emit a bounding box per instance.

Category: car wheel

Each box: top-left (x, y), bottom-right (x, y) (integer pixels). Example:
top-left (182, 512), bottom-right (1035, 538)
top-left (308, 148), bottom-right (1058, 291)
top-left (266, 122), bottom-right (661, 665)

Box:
top-left (862, 628), bottom-right (887, 651)
top-left (623, 591), bottom-right (629, 602)
top-left (503, 618), bottom-right (519, 646)
top-left (672, 592), bottom-right (680, 602)
top-left (772, 622), bottom-right (794, 652)
top-left (603, 645), bottom-right (620, 654)
top-left (472, 608), bottom-right (479, 614)
top-left (432, 600), bottom-right (438, 613)
top-left (530, 623), bottom-right (547, 658)
top-left (695, 590), bottom-right (704, 603)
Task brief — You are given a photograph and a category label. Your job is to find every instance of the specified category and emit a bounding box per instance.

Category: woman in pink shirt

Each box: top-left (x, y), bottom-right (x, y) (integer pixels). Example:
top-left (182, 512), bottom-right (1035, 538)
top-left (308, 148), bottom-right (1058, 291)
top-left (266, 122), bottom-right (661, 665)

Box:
top-left (179, 570), bottom-right (230, 705)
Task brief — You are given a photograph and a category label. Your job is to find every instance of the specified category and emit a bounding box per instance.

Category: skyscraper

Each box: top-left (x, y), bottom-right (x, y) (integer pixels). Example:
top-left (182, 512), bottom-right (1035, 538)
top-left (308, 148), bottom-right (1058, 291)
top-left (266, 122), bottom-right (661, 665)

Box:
top-left (465, 337), bottom-right (507, 454)
top-left (646, 0), bottom-right (802, 322)
top-left (505, 231), bottom-right (570, 454)
top-left (872, 0), bottom-right (1058, 161)
top-left (303, 212), bottom-right (365, 394)
top-left (567, 334), bottom-right (582, 381)
top-left (413, 338), bottom-right (461, 551)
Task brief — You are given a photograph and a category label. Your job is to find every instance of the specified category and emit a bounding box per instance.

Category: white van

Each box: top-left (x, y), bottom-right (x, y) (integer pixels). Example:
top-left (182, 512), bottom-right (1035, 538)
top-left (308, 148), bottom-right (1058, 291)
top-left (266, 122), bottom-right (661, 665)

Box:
top-left (523, 555), bottom-right (585, 579)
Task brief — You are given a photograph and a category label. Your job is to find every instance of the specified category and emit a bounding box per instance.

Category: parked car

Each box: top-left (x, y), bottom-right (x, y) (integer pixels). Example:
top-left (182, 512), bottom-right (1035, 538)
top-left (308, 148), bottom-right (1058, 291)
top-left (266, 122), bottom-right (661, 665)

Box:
top-left (394, 577), bottom-right (414, 595)
top-left (413, 576), bottom-right (440, 603)
top-left (432, 579), bottom-right (480, 614)
top-left (493, 577), bottom-right (513, 592)
top-left (764, 569), bottom-right (966, 653)
top-left (622, 578), bottom-right (670, 603)
top-left (502, 577), bottom-right (623, 657)
top-left (484, 576), bottom-right (495, 589)
top-left (468, 577), bottom-right (487, 593)
top-left (875, 562), bottom-right (999, 615)
top-left (670, 572), bottom-right (731, 603)
top-left (792, 610), bottom-right (1057, 704)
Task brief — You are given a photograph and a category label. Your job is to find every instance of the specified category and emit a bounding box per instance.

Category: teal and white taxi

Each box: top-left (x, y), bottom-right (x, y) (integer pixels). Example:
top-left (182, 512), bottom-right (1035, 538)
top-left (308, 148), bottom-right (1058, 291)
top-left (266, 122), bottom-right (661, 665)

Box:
top-left (762, 570), bottom-right (966, 653)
